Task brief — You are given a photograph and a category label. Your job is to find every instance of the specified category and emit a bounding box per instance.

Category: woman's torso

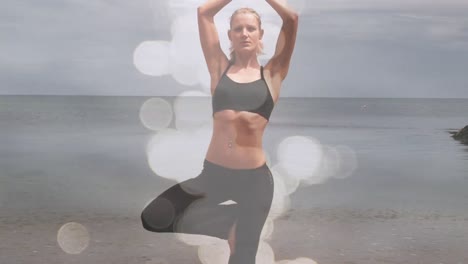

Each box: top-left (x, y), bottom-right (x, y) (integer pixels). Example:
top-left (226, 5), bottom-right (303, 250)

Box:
top-left (205, 63), bottom-right (278, 169)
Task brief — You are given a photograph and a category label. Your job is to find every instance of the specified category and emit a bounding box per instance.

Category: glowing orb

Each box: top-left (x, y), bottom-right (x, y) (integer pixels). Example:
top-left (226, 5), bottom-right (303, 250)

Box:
top-left (331, 145), bottom-right (358, 179)
top-left (176, 233), bottom-right (221, 247)
top-left (276, 136), bottom-right (323, 180)
top-left (133, 41), bottom-right (170, 76)
top-left (260, 217), bottom-right (275, 241)
top-left (277, 257), bottom-right (318, 264)
top-left (57, 222), bottom-right (90, 254)
top-left (271, 164), bottom-right (300, 195)
top-left (167, 0), bottom-right (200, 17)
top-left (173, 90), bottom-right (211, 130)
top-left (197, 64), bottom-right (211, 91)
top-left (198, 239), bottom-right (230, 264)
top-left (170, 14), bottom-right (205, 86)
top-left (302, 145), bottom-right (338, 185)
top-left (146, 126), bottom-right (210, 182)
top-left (139, 98), bottom-right (173, 131)
top-left (256, 241), bottom-right (275, 264)
top-left (269, 170), bottom-right (291, 220)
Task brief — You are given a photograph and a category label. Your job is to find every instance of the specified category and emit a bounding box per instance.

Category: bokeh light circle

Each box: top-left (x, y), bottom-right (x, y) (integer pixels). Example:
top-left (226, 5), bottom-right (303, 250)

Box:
top-left (176, 233), bottom-right (221, 247)
top-left (57, 222), bottom-right (90, 254)
top-left (173, 90), bottom-right (211, 131)
top-left (256, 241), bottom-right (275, 264)
top-left (269, 170), bottom-right (291, 220)
top-left (147, 126), bottom-right (210, 182)
top-left (139, 98), bottom-right (173, 131)
top-left (198, 239), bottom-right (230, 264)
top-left (260, 217), bottom-right (275, 241)
top-left (277, 257), bottom-right (318, 264)
top-left (271, 164), bottom-right (300, 195)
top-left (170, 13), bottom-right (204, 86)
top-left (332, 145), bottom-right (358, 179)
top-left (133, 41), bottom-right (170, 76)
top-left (276, 136), bottom-right (323, 180)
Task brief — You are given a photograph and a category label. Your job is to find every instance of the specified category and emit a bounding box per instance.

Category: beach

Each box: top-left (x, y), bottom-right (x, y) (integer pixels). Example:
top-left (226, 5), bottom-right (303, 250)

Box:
top-left (2, 207), bottom-right (468, 263)
top-left (1, 95), bottom-right (468, 263)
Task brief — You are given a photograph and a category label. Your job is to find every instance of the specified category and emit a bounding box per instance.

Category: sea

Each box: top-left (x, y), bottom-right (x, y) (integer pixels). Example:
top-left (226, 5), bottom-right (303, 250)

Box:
top-left (1, 95), bottom-right (468, 264)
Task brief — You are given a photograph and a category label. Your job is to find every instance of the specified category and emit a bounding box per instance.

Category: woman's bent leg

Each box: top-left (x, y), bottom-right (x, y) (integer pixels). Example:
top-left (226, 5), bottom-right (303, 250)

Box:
top-left (141, 167), bottom-right (238, 240)
top-left (141, 160), bottom-right (274, 263)
top-left (141, 178), bottom-right (200, 233)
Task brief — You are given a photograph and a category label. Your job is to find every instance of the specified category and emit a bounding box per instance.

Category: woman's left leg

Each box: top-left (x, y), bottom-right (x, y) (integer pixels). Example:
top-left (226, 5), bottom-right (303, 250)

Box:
top-left (228, 166), bottom-right (274, 264)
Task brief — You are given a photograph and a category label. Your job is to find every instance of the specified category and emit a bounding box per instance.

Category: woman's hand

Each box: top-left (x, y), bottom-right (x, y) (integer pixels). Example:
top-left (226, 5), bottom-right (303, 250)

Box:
top-left (265, 0), bottom-right (298, 21)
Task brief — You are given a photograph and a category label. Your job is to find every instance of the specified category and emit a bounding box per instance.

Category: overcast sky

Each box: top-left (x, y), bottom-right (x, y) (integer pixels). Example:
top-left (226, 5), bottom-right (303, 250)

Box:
top-left (1, 0), bottom-right (467, 98)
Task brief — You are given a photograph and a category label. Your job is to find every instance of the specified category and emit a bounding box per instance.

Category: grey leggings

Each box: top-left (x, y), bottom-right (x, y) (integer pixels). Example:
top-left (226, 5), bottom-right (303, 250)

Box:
top-left (141, 159), bottom-right (274, 264)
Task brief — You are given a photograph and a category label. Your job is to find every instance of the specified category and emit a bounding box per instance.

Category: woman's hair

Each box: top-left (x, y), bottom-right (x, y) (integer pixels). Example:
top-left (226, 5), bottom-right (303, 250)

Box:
top-left (229, 7), bottom-right (265, 62)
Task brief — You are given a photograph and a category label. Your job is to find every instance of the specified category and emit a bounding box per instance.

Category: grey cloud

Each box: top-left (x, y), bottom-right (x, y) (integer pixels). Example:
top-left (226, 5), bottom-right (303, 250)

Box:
top-left (1, 0), bottom-right (467, 98)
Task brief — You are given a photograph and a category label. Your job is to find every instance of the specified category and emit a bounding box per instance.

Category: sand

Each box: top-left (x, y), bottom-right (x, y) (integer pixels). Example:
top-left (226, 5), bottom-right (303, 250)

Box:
top-left (2, 207), bottom-right (468, 264)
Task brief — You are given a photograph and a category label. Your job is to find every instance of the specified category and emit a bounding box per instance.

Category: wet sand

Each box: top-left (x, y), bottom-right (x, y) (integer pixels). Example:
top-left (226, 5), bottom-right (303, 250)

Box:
top-left (1, 207), bottom-right (468, 264)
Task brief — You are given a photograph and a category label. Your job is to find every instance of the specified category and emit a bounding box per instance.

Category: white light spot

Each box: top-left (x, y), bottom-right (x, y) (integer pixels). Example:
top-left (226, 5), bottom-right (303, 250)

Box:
top-left (256, 241), bottom-right (275, 264)
top-left (173, 90), bottom-right (212, 131)
top-left (269, 170), bottom-right (291, 220)
top-left (139, 98), bottom-right (173, 131)
top-left (318, 146), bottom-right (342, 181)
top-left (277, 257), bottom-right (318, 264)
top-left (260, 217), bottom-right (275, 241)
top-left (57, 222), bottom-right (90, 254)
top-left (271, 164), bottom-right (300, 195)
top-left (133, 41), bottom-right (170, 76)
top-left (146, 126), bottom-right (211, 182)
top-left (332, 145), bottom-right (358, 179)
top-left (167, 0), bottom-right (200, 18)
top-left (170, 14), bottom-right (205, 86)
top-left (198, 239), bottom-right (230, 264)
top-left (276, 136), bottom-right (323, 180)
top-left (197, 64), bottom-right (211, 91)
top-left (303, 145), bottom-right (338, 185)
top-left (176, 233), bottom-right (221, 247)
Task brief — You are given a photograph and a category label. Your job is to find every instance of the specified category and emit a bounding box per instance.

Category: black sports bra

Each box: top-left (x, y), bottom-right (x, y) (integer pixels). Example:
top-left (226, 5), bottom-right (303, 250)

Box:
top-left (212, 63), bottom-right (275, 121)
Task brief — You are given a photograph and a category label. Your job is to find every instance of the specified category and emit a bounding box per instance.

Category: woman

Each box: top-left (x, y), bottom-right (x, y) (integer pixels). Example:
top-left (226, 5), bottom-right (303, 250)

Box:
top-left (141, 0), bottom-right (298, 263)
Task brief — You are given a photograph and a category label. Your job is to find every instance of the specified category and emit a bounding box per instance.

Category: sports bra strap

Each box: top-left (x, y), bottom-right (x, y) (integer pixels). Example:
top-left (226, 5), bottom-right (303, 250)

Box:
top-left (220, 61), bottom-right (233, 78)
top-left (260, 66), bottom-right (265, 80)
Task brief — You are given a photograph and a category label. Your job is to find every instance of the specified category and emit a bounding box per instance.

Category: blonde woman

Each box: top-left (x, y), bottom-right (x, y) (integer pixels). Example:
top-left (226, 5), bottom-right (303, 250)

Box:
top-left (141, 1), bottom-right (298, 263)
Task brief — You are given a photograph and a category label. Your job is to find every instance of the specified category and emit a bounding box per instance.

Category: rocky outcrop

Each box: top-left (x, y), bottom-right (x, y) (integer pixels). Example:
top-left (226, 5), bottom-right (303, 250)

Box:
top-left (451, 125), bottom-right (468, 144)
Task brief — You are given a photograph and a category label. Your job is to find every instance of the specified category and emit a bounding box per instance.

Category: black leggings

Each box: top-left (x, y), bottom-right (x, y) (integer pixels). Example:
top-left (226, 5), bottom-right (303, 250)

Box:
top-left (141, 159), bottom-right (274, 264)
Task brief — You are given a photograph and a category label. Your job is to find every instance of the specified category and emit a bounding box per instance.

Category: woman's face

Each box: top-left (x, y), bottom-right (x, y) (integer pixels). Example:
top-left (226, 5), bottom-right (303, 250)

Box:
top-left (229, 13), bottom-right (264, 55)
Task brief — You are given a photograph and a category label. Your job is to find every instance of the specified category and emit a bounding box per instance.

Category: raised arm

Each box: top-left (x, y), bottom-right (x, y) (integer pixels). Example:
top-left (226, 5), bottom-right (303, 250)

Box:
top-left (264, 0), bottom-right (299, 81)
top-left (198, 0), bottom-right (231, 91)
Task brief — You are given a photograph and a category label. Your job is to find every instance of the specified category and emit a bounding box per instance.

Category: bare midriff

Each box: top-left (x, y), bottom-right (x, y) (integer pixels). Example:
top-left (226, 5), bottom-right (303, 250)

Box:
top-left (205, 109), bottom-right (269, 169)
